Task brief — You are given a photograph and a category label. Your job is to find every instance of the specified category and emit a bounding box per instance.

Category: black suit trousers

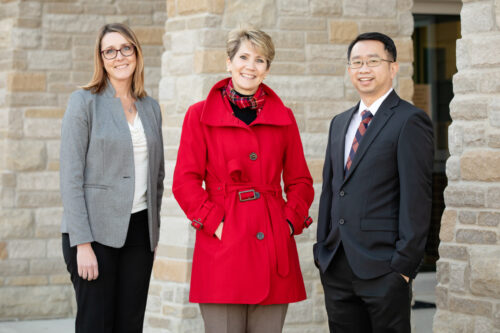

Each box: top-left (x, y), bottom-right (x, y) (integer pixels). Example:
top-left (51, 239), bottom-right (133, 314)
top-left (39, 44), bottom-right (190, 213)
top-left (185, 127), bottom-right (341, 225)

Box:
top-left (62, 209), bottom-right (154, 333)
top-left (320, 244), bottom-right (412, 333)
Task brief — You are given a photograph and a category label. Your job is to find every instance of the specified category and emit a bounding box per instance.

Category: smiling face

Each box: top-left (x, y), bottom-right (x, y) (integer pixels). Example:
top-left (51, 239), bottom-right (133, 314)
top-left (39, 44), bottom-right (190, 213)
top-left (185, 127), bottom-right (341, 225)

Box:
top-left (348, 40), bottom-right (399, 106)
top-left (226, 40), bottom-right (270, 95)
top-left (100, 32), bottom-right (136, 86)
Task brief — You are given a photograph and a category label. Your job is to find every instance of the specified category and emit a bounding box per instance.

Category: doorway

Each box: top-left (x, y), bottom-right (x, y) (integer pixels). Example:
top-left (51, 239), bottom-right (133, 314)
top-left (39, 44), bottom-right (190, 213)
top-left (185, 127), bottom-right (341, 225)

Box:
top-left (412, 14), bottom-right (461, 271)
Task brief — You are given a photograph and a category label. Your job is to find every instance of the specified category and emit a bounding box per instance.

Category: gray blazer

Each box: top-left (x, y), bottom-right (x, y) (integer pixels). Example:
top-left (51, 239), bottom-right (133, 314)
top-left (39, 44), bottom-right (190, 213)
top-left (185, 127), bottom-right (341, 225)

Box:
top-left (60, 83), bottom-right (165, 251)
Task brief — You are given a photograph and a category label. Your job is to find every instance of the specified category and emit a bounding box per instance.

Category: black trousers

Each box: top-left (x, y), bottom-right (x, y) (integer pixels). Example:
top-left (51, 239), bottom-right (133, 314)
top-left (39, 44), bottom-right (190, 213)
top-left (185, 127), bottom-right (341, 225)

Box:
top-left (320, 244), bottom-right (411, 333)
top-left (62, 209), bottom-right (154, 333)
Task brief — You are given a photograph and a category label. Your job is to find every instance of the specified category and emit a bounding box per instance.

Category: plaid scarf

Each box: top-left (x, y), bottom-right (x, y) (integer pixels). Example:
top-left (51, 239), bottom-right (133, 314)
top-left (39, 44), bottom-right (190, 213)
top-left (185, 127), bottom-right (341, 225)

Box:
top-left (222, 79), bottom-right (266, 112)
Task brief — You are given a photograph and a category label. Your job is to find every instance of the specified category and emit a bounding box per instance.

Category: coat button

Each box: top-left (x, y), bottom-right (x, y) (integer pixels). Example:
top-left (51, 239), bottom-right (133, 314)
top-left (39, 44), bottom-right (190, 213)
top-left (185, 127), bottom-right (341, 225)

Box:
top-left (339, 219), bottom-right (345, 225)
top-left (249, 152), bottom-right (258, 161)
top-left (256, 232), bottom-right (265, 240)
top-left (339, 190), bottom-right (345, 197)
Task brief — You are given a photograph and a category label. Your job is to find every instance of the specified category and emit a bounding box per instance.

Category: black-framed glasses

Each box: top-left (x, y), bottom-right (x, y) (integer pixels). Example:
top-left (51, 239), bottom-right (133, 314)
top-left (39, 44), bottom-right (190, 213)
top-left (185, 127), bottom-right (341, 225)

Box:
top-left (348, 58), bottom-right (394, 69)
top-left (101, 44), bottom-right (135, 60)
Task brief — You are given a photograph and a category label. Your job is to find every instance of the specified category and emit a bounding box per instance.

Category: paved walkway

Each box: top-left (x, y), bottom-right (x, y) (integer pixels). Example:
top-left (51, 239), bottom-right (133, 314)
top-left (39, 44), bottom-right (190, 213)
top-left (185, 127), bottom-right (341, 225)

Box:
top-left (0, 273), bottom-right (436, 333)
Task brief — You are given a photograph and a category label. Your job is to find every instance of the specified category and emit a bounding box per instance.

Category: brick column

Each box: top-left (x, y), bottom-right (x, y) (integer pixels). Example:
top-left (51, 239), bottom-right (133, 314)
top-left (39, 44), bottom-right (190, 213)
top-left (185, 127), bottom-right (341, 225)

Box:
top-left (434, 0), bottom-right (500, 331)
top-left (151, 1), bottom-right (414, 332)
top-left (0, 0), bottom-right (165, 320)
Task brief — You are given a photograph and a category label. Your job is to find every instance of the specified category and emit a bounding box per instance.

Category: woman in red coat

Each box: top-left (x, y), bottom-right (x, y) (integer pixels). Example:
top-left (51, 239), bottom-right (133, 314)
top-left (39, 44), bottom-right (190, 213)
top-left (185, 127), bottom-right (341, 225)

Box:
top-left (173, 28), bottom-right (314, 333)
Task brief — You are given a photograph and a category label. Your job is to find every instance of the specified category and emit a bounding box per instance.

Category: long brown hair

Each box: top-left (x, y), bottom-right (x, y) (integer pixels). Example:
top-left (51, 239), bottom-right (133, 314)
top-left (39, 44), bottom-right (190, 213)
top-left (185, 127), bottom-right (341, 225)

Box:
top-left (82, 23), bottom-right (147, 99)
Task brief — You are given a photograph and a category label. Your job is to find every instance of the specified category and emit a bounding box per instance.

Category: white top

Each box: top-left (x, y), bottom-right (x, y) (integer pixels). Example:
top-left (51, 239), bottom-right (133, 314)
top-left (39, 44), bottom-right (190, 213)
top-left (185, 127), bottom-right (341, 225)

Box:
top-left (128, 112), bottom-right (149, 213)
top-left (344, 88), bottom-right (393, 167)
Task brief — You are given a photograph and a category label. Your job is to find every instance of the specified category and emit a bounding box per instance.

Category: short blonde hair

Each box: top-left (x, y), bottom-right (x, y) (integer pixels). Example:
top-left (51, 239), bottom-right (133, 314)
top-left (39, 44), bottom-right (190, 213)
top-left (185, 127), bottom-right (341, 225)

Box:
top-left (82, 23), bottom-right (147, 99)
top-left (226, 28), bottom-right (275, 69)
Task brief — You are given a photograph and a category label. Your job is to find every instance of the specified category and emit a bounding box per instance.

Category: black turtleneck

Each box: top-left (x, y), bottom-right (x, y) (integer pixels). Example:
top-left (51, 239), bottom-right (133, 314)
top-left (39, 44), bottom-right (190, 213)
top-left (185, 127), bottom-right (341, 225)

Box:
top-left (228, 91), bottom-right (257, 125)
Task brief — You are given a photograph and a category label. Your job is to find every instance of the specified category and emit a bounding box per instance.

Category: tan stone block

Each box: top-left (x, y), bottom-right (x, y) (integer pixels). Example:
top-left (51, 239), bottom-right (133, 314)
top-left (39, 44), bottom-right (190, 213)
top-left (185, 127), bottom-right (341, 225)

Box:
top-left (49, 274), bottom-right (71, 285)
top-left (30, 258), bottom-right (67, 275)
top-left (17, 172), bottom-right (60, 191)
top-left (147, 315), bottom-right (173, 329)
top-left (487, 187), bottom-right (500, 209)
top-left (329, 21), bottom-right (358, 44)
top-left (394, 38), bottom-right (413, 62)
top-left (47, 161), bottom-right (60, 171)
top-left (307, 158), bottom-right (324, 184)
top-left (25, 108), bottom-right (65, 118)
top-left (1, 173), bottom-right (16, 188)
top-left (8, 240), bottom-right (46, 259)
top-left (279, 17), bottom-right (326, 31)
top-left (310, 0), bottom-right (341, 15)
top-left (444, 185), bottom-right (485, 208)
top-left (458, 211), bottom-right (476, 225)
top-left (275, 49), bottom-right (305, 62)
top-left (306, 32), bottom-right (328, 44)
top-left (44, 3), bottom-right (83, 14)
top-left (156, 244), bottom-right (193, 259)
top-left (84, 4), bottom-right (116, 15)
top-left (469, 246), bottom-right (500, 298)
top-left (0, 260), bottom-right (29, 277)
top-left (449, 295), bottom-right (492, 316)
top-left (359, 21), bottom-right (399, 36)
top-left (456, 228), bottom-right (496, 244)
top-left (438, 244), bottom-right (469, 261)
top-left (478, 212), bottom-right (500, 227)
top-left (223, 0), bottom-right (276, 28)
top-left (0, 209), bottom-right (33, 238)
top-left (436, 260), bottom-right (449, 285)
top-left (177, 0), bottom-right (224, 15)
top-left (461, 151), bottom-right (500, 181)
top-left (7, 275), bottom-right (48, 286)
top-left (0, 242), bottom-right (7, 260)
top-left (194, 49), bottom-right (226, 74)
top-left (134, 27), bottom-right (164, 46)
top-left (270, 63), bottom-right (305, 75)
top-left (16, 191), bottom-right (62, 208)
top-left (153, 258), bottom-right (191, 283)
top-left (449, 262), bottom-right (468, 292)
top-left (167, 0), bottom-right (176, 16)
top-left (116, 1), bottom-right (154, 14)
top-left (269, 31), bottom-right (305, 49)
top-left (439, 209), bottom-right (456, 242)
top-left (397, 77), bottom-right (413, 102)
top-left (24, 118), bottom-right (62, 139)
top-left (7, 72), bottom-right (46, 92)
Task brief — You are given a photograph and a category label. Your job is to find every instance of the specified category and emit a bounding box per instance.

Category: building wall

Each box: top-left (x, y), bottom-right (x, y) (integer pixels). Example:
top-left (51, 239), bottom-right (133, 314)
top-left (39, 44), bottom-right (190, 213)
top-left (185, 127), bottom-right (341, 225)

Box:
top-left (433, 0), bottom-right (500, 332)
top-left (147, 0), bottom-right (414, 332)
top-left (0, 0), bottom-right (165, 320)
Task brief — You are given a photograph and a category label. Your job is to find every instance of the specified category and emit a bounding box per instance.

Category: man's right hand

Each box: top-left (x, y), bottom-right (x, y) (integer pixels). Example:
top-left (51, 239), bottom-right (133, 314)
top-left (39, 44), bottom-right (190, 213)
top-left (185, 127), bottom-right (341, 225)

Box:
top-left (76, 243), bottom-right (99, 281)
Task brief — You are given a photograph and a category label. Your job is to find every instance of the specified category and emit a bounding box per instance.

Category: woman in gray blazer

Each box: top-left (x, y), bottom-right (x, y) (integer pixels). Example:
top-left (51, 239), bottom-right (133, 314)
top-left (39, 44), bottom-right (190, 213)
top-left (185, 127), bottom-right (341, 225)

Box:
top-left (60, 23), bottom-right (164, 333)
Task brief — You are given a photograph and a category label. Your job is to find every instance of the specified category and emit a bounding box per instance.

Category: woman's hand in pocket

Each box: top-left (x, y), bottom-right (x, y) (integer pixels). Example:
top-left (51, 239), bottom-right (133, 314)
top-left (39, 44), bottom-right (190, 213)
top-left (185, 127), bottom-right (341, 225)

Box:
top-left (215, 222), bottom-right (224, 240)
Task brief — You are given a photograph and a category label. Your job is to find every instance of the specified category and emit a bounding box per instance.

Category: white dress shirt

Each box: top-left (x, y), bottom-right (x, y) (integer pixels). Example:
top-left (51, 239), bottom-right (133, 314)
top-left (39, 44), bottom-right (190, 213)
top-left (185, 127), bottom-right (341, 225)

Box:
top-left (344, 88), bottom-right (393, 167)
top-left (128, 112), bottom-right (149, 213)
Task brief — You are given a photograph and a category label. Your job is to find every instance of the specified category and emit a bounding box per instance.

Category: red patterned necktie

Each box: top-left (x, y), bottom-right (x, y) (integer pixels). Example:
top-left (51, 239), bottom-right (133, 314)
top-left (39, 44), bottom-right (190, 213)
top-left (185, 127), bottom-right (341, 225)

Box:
top-left (345, 110), bottom-right (373, 174)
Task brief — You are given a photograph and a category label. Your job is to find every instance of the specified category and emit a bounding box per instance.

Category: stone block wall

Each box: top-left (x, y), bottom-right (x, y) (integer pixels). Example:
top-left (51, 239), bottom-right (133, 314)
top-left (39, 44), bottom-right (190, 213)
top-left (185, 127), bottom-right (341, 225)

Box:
top-left (433, 0), bottom-right (500, 332)
top-left (0, 0), bottom-right (165, 320)
top-left (147, 0), bottom-right (414, 332)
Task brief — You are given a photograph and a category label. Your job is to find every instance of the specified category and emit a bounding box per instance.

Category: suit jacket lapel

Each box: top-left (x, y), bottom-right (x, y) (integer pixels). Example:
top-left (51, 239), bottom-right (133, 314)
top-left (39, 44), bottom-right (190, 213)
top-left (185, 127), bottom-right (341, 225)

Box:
top-left (343, 91), bottom-right (399, 184)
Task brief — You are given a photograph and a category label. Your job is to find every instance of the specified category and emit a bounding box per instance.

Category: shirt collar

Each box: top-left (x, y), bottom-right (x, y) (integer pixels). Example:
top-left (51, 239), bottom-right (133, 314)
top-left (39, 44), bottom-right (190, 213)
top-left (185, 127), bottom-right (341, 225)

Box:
top-left (358, 88), bottom-right (393, 116)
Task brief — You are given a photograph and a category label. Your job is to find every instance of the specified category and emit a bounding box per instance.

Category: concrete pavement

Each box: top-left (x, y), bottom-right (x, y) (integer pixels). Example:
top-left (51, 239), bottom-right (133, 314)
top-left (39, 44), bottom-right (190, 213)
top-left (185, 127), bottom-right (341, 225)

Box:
top-left (0, 272), bottom-right (437, 333)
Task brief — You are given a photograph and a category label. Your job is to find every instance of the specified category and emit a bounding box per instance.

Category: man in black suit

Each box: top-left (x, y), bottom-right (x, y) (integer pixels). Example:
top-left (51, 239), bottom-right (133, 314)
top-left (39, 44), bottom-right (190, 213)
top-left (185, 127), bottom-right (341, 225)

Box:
top-left (314, 32), bottom-right (434, 332)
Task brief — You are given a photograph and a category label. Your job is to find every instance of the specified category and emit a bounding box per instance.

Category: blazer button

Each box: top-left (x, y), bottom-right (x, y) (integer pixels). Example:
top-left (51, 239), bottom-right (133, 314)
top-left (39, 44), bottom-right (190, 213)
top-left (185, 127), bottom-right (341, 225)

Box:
top-left (339, 190), bottom-right (345, 197)
top-left (256, 232), bottom-right (265, 240)
top-left (339, 219), bottom-right (345, 225)
top-left (249, 152), bottom-right (258, 161)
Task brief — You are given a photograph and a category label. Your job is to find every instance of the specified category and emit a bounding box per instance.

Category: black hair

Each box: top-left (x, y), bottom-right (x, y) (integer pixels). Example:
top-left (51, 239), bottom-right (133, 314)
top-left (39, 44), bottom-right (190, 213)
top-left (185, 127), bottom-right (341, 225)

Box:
top-left (347, 32), bottom-right (397, 62)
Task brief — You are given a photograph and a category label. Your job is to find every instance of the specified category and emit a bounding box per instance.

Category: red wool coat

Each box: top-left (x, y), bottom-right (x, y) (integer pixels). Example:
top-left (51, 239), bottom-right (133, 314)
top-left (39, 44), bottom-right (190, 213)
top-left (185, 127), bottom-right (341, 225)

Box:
top-left (173, 78), bottom-right (314, 304)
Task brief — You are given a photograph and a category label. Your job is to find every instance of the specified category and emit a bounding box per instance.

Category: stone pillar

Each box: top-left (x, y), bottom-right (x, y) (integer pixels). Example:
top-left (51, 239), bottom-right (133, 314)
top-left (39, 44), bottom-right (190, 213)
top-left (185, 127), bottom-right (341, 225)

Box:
top-left (434, 0), bottom-right (500, 332)
top-left (0, 0), bottom-right (165, 320)
top-left (150, 1), bottom-right (414, 332)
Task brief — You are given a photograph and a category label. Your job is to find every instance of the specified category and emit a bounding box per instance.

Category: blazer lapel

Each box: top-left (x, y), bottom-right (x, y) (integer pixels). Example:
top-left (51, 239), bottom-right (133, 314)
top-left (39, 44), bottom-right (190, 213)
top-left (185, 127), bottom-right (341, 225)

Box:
top-left (136, 100), bottom-right (156, 154)
top-left (343, 91), bottom-right (399, 184)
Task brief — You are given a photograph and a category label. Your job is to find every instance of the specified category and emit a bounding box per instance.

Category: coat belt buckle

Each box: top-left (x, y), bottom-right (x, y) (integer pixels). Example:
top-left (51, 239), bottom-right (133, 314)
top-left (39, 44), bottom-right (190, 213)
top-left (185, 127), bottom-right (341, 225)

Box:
top-left (238, 189), bottom-right (260, 202)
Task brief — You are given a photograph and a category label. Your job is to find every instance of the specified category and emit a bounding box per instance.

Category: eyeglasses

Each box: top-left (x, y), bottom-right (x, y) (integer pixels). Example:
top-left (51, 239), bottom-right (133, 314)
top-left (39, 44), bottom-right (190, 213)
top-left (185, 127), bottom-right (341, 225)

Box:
top-left (348, 58), bottom-right (394, 69)
top-left (101, 44), bottom-right (135, 60)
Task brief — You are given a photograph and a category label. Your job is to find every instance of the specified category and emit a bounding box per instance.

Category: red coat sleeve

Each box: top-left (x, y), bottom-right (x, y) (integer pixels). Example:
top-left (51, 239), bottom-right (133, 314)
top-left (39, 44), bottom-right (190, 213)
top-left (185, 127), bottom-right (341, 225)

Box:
top-left (172, 104), bottom-right (225, 236)
top-left (282, 108), bottom-right (315, 235)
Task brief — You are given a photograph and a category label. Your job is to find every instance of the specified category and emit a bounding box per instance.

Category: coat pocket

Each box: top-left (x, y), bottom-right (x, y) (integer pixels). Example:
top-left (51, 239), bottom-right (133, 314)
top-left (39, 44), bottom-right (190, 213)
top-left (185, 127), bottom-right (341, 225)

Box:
top-left (360, 218), bottom-right (398, 231)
